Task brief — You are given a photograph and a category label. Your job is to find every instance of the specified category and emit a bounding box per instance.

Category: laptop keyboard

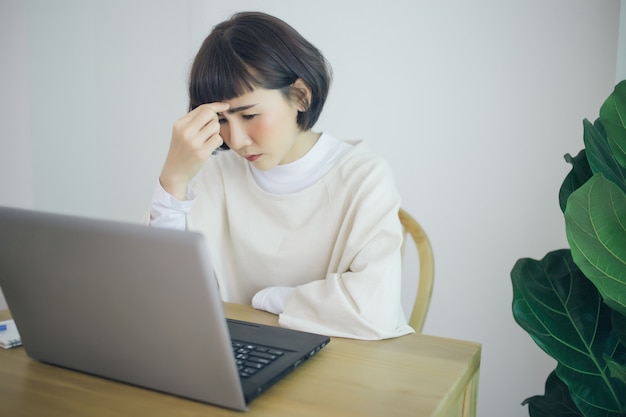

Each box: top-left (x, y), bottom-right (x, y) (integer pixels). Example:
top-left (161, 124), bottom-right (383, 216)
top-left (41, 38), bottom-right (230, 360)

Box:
top-left (232, 341), bottom-right (285, 379)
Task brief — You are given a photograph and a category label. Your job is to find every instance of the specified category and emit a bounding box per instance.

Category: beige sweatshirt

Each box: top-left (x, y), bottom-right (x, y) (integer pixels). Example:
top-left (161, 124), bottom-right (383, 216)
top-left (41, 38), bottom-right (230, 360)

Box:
top-left (151, 137), bottom-right (413, 340)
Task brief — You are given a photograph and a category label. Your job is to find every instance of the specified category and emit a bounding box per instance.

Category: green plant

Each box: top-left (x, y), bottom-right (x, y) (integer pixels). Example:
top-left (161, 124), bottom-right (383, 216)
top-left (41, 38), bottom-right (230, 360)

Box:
top-left (511, 80), bottom-right (626, 417)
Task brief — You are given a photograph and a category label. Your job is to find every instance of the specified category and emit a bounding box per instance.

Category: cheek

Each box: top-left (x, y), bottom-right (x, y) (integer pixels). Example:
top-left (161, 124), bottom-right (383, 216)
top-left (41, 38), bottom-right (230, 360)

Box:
top-left (259, 107), bottom-right (299, 137)
top-left (252, 120), bottom-right (275, 137)
top-left (252, 114), bottom-right (290, 142)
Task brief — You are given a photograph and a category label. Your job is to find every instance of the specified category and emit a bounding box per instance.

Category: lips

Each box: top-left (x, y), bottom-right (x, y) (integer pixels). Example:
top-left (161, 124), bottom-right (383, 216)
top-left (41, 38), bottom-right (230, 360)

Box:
top-left (244, 154), bottom-right (262, 162)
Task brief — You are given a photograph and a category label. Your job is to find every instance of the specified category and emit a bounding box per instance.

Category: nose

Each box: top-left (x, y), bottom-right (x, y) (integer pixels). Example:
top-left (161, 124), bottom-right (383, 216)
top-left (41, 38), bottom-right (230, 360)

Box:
top-left (226, 121), bottom-right (252, 151)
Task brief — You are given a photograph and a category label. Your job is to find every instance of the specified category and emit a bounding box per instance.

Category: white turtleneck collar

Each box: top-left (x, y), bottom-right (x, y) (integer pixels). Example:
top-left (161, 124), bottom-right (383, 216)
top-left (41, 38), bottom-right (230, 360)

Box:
top-left (249, 132), bottom-right (352, 194)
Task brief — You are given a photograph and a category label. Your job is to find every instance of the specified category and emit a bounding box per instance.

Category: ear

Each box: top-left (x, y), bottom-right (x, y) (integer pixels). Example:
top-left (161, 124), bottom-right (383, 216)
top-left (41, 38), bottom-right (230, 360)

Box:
top-left (292, 78), bottom-right (312, 112)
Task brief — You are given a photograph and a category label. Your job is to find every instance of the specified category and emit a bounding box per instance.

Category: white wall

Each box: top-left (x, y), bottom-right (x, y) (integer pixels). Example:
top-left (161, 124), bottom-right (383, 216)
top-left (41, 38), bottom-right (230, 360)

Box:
top-left (0, 1), bottom-right (623, 415)
top-left (619, 0), bottom-right (626, 82)
top-left (0, 0), bottom-right (33, 323)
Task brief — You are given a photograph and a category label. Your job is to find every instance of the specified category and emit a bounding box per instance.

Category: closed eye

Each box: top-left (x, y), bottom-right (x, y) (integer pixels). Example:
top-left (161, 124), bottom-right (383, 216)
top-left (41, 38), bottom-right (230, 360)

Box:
top-left (242, 114), bottom-right (257, 120)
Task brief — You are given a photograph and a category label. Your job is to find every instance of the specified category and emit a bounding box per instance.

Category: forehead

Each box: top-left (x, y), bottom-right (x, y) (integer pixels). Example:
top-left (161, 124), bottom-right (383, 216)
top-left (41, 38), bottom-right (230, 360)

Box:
top-left (224, 87), bottom-right (288, 107)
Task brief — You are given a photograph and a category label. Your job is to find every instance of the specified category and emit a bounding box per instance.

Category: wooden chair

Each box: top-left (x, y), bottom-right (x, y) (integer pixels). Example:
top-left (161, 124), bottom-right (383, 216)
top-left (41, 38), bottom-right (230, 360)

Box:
top-left (399, 208), bottom-right (434, 333)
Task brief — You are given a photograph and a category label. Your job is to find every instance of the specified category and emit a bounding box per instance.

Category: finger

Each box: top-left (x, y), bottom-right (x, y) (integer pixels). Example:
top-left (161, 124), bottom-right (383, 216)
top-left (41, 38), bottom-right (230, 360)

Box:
top-left (192, 102), bottom-right (230, 123)
top-left (190, 128), bottom-right (223, 161)
top-left (186, 102), bottom-right (230, 137)
top-left (205, 102), bottom-right (230, 113)
top-left (197, 117), bottom-right (223, 146)
top-left (172, 105), bottom-right (225, 152)
top-left (204, 131), bottom-right (224, 150)
top-left (177, 102), bottom-right (230, 130)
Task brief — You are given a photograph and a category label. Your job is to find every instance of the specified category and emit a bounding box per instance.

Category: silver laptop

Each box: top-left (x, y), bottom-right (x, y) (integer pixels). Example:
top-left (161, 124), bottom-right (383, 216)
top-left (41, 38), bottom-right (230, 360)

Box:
top-left (0, 206), bottom-right (329, 411)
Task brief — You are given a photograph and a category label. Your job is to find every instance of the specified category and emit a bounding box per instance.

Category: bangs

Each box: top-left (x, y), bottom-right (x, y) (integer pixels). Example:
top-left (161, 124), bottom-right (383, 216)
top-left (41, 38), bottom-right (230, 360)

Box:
top-left (188, 35), bottom-right (259, 110)
top-left (188, 12), bottom-right (331, 130)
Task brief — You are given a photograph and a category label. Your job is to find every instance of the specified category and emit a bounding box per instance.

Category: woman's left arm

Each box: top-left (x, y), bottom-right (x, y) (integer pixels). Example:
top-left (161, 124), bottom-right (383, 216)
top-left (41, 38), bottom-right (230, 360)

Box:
top-left (277, 156), bottom-right (414, 340)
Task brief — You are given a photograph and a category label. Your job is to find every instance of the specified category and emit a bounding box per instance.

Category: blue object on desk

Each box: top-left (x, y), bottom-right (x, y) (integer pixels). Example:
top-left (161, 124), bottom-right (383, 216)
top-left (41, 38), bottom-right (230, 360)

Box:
top-left (0, 324), bottom-right (6, 331)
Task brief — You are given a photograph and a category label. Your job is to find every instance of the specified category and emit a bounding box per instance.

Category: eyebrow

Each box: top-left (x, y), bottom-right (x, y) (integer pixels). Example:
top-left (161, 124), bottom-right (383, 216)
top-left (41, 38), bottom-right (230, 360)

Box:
top-left (225, 104), bottom-right (258, 114)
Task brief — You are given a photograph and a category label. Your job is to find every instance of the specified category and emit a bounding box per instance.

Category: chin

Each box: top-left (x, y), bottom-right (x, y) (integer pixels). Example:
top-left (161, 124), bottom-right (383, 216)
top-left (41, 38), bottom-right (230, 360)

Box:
top-left (251, 159), bottom-right (278, 171)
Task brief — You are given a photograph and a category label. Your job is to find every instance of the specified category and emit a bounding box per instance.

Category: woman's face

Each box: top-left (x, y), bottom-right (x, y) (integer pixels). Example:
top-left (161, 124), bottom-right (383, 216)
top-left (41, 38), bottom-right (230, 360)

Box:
top-left (218, 86), bottom-right (312, 170)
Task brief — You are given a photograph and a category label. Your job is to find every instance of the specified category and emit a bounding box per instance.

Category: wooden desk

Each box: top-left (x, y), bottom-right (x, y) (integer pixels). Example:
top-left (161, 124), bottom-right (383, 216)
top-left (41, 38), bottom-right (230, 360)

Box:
top-left (0, 305), bottom-right (480, 416)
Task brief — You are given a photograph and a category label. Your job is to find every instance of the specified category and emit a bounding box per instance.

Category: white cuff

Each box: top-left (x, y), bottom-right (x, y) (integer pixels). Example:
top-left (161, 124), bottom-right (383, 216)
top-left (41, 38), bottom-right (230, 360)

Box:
top-left (149, 180), bottom-right (196, 230)
top-left (252, 286), bottom-right (295, 315)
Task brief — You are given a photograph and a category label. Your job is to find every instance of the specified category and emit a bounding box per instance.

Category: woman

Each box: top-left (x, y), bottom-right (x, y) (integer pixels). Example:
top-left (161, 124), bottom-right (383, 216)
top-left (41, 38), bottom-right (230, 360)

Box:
top-left (149, 11), bottom-right (413, 340)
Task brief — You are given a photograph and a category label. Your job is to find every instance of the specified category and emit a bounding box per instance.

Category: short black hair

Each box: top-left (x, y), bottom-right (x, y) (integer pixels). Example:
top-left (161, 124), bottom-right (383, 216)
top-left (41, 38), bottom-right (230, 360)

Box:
top-left (189, 12), bottom-right (332, 130)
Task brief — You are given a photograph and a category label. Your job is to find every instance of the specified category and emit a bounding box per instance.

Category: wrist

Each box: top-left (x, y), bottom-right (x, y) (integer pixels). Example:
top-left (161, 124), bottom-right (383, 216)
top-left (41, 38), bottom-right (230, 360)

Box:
top-left (158, 175), bottom-right (189, 201)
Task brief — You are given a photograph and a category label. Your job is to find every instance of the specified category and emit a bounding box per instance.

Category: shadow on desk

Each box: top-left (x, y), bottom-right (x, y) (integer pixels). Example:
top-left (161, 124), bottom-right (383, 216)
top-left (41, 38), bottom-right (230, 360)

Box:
top-left (0, 304), bottom-right (481, 417)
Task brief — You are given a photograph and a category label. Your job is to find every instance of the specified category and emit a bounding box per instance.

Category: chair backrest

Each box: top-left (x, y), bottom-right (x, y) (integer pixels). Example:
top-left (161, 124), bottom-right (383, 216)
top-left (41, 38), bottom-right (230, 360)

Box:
top-left (398, 208), bottom-right (434, 333)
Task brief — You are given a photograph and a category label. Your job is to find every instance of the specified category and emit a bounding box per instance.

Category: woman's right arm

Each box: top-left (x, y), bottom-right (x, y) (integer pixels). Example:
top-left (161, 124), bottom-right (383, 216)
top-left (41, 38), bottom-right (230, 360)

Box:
top-left (148, 102), bottom-right (230, 229)
top-left (159, 102), bottom-right (229, 200)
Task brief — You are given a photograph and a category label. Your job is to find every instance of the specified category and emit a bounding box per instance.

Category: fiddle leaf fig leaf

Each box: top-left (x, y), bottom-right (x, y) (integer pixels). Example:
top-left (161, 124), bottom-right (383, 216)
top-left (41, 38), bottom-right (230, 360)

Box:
top-left (609, 313), bottom-right (626, 385)
top-left (599, 80), bottom-right (626, 169)
top-left (565, 174), bottom-right (626, 316)
top-left (558, 361), bottom-right (626, 417)
top-left (583, 118), bottom-right (626, 195)
top-left (514, 82), bottom-right (626, 417)
top-left (604, 355), bottom-right (626, 385)
top-left (613, 311), bottom-right (626, 347)
top-left (559, 150), bottom-right (593, 213)
top-left (511, 249), bottom-right (626, 416)
top-left (522, 371), bottom-right (583, 417)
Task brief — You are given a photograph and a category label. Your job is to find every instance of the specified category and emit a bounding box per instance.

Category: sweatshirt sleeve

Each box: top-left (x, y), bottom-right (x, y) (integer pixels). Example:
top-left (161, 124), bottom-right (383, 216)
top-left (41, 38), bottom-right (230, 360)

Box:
top-left (278, 157), bottom-right (415, 340)
top-left (143, 180), bottom-right (196, 230)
